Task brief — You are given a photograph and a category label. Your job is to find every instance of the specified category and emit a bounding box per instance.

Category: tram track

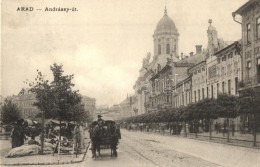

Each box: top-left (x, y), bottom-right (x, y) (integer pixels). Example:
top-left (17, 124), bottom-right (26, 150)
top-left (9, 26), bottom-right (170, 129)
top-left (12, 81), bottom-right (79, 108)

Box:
top-left (121, 131), bottom-right (221, 167)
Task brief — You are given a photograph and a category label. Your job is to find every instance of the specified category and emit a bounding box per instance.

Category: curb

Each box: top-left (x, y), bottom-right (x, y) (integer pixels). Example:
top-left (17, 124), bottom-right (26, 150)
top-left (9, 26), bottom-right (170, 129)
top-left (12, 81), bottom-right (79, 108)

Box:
top-left (0, 142), bottom-right (91, 166)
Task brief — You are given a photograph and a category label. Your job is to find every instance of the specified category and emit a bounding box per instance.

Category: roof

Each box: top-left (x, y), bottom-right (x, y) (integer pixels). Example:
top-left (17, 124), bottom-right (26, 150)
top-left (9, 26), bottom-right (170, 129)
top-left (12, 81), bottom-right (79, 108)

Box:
top-left (188, 61), bottom-right (206, 72)
top-left (18, 88), bottom-right (32, 95)
top-left (233, 0), bottom-right (259, 15)
top-left (178, 52), bottom-right (206, 65)
top-left (154, 8), bottom-right (178, 34)
top-left (214, 41), bottom-right (239, 56)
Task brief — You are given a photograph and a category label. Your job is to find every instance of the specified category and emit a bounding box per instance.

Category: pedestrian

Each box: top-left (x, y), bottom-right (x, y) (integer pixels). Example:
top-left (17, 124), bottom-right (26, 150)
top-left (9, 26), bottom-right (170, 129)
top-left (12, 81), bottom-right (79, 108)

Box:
top-left (18, 119), bottom-right (26, 146)
top-left (223, 122), bottom-right (227, 137)
top-left (215, 122), bottom-right (219, 134)
top-left (74, 124), bottom-right (81, 153)
top-left (231, 122), bottom-right (235, 137)
top-left (10, 124), bottom-right (21, 148)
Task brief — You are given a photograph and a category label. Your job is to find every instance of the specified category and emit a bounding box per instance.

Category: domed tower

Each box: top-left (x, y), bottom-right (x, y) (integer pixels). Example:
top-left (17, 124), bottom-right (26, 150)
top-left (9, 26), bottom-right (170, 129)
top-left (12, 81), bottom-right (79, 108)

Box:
top-left (153, 7), bottom-right (179, 59)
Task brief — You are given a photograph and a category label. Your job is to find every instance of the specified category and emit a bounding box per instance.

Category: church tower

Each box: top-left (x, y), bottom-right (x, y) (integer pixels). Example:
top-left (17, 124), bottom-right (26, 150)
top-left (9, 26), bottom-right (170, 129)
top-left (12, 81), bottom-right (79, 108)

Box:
top-left (153, 7), bottom-right (179, 59)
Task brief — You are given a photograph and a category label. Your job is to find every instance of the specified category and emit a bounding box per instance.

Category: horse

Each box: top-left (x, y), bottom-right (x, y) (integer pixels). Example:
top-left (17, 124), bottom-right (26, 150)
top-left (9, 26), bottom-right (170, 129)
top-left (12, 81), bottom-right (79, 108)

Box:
top-left (90, 121), bottom-right (121, 159)
top-left (90, 123), bottom-right (101, 159)
top-left (107, 122), bottom-right (120, 157)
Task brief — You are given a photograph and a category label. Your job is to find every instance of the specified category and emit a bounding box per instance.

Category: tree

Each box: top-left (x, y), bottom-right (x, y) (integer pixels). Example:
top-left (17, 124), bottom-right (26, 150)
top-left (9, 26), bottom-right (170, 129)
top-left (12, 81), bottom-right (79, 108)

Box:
top-left (29, 63), bottom-right (83, 153)
top-left (69, 104), bottom-right (93, 124)
top-left (216, 94), bottom-right (240, 142)
top-left (239, 88), bottom-right (260, 146)
top-left (1, 99), bottom-right (21, 125)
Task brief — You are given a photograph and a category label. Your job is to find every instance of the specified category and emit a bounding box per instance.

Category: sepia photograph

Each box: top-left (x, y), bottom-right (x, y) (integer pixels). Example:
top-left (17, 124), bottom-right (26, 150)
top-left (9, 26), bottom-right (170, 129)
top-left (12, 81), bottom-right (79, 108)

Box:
top-left (1, 0), bottom-right (260, 166)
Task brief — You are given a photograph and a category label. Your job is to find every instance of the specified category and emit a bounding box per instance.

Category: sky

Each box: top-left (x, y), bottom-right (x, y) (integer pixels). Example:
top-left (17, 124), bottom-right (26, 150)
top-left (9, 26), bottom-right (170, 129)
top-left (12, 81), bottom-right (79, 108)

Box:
top-left (1, 0), bottom-right (248, 106)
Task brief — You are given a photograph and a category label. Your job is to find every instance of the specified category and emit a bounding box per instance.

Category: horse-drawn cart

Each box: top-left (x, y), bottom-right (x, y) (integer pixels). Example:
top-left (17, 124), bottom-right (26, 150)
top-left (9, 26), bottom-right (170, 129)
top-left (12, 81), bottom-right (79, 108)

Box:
top-left (89, 120), bottom-right (121, 159)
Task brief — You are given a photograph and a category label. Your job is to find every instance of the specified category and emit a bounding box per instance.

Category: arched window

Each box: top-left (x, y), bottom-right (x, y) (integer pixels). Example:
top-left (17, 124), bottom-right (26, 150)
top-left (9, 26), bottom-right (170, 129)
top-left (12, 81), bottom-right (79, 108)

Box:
top-left (158, 44), bottom-right (161, 55)
top-left (166, 44), bottom-right (170, 54)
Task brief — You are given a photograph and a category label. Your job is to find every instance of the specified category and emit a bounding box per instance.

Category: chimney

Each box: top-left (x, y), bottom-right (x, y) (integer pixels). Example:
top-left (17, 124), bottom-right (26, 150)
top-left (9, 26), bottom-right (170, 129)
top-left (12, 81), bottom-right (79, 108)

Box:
top-left (181, 53), bottom-right (184, 60)
top-left (190, 52), bottom-right (194, 57)
top-left (195, 45), bottom-right (202, 54)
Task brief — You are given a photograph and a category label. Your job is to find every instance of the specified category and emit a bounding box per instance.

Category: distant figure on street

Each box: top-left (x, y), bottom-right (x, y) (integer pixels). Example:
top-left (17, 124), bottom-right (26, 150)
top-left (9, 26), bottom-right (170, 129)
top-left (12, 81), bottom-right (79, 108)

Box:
top-left (10, 124), bottom-right (21, 148)
top-left (223, 122), bottom-right (227, 136)
top-left (74, 124), bottom-right (82, 153)
top-left (17, 119), bottom-right (26, 146)
top-left (215, 122), bottom-right (219, 134)
top-left (97, 115), bottom-right (105, 127)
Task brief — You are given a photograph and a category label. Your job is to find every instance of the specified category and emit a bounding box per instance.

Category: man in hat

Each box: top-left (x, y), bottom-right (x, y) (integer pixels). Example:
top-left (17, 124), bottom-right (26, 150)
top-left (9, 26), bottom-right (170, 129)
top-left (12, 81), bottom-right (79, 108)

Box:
top-left (97, 115), bottom-right (105, 127)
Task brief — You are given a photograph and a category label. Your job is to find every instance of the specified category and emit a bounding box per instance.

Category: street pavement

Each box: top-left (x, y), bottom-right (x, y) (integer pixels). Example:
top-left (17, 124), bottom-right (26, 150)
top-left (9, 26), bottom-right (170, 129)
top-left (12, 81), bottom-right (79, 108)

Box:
top-left (1, 129), bottom-right (260, 167)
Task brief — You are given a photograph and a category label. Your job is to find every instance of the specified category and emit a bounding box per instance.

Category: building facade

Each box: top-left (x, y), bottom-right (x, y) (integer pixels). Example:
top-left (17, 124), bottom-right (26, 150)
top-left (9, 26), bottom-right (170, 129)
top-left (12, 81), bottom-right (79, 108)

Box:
top-left (133, 7), bottom-right (180, 115)
top-left (81, 95), bottom-right (96, 116)
top-left (214, 41), bottom-right (242, 96)
top-left (119, 95), bottom-right (133, 119)
top-left (233, 0), bottom-right (260, 90)
top-left (9, 88), bottom-right (40, 119)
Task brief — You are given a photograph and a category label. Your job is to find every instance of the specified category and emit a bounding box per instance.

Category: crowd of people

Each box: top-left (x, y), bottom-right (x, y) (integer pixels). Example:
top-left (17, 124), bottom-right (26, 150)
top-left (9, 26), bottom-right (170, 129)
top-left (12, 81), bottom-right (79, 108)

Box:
top-left (9, 119), bottom-right (86, 154)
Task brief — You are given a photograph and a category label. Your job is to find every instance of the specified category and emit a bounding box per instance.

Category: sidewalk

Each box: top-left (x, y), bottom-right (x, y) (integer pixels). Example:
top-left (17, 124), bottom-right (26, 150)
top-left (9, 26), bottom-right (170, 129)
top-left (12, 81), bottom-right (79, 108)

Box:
top-left (0, 138), bottom-right (90, 166)
top-left (147, 129), bottom-right (260, 148)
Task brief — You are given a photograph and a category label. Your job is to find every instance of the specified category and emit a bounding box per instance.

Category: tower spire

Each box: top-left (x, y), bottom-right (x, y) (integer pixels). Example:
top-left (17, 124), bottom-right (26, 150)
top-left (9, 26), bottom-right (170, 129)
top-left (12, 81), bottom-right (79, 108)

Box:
top-left (164, 6), bottom-right (167, 16)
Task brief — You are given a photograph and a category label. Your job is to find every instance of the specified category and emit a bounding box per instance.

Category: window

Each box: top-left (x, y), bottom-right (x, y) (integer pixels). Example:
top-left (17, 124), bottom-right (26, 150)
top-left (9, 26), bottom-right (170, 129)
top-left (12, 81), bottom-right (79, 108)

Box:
top-left (222, 55), bottom-right (226, 62)
top-left (235, 77), bottom-right (238, 95)
top-left (217, 83), bottom-right (219, 95)
top-left (158, 44), bottom-right (161, 55)
top-left (202, 88), bottom-right (205, 99)
top-left (211, 85), bottom-right (214, 99)
top-left (228, 52), bottom-right (233, 59)
top-left (247, 61), bottom-right (252, 79)
top-left (234, 61), bottom-right (238, 74)
top-left (257, 18), bottom-right (260, 39)
top-left (198, 89), bottom-right (200, 101)
top-left (166, 44), bottom-right (170, 54)
top-left (185, 92), bottom-right (188, 105)
top-left (227, 64), bottom-right (231, 75)
top-left (182, 93), bottom-right (184, 105)
top-left (221, 67), bottom-right (225, 78)
top-left (194, 91), bottom-right (197, 102)
top-left (247, 23), bottom-right (251, 44)
top-left (228, 80), bottom-right (231, 95)
top-left (222, 81), bottom-right (225, 93)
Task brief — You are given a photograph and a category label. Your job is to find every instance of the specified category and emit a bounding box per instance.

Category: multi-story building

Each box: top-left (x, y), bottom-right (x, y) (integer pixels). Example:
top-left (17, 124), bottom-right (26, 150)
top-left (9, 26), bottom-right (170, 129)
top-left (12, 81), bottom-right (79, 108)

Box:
top-left (134, 7), bottom-right (180, 115)
top-left (214, 41), bottom-right (242, 96)
top-left (233, 0), bottom-right (260, 131)
top-left (81, 95), bottom-right (96, 116)
top-left (172, 76), bottom-right (192, 108)
top-left (119, 95), bottom-right (133, 118)
top-left (189, 61), bottom-right (207, 102)
top-left (233, 0), bottom-right (260, 90)
top-left (9, 88), bottom-right (40, 119)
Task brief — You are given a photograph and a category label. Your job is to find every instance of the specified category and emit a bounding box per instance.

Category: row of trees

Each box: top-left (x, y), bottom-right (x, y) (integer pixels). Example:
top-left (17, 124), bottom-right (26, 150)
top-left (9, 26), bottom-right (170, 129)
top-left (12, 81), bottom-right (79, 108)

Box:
top-left (122, 89), bottom-right (260, 146)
